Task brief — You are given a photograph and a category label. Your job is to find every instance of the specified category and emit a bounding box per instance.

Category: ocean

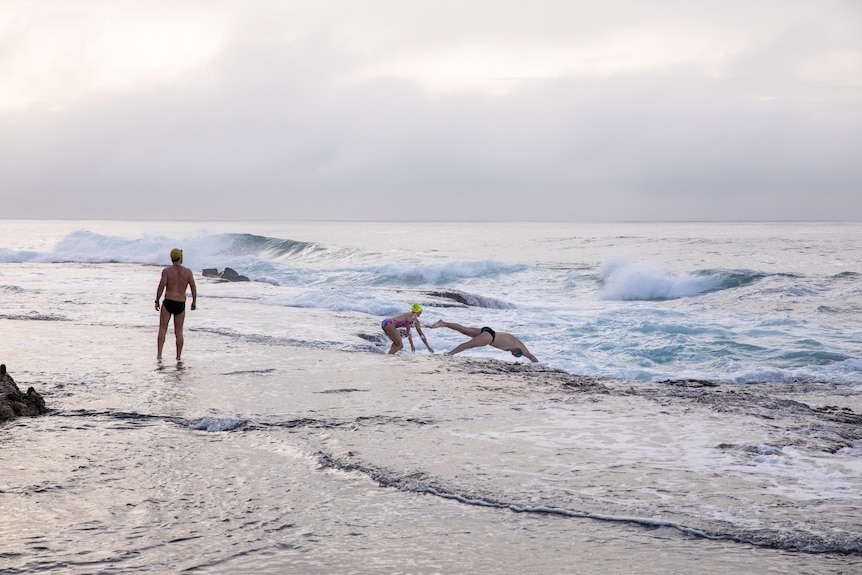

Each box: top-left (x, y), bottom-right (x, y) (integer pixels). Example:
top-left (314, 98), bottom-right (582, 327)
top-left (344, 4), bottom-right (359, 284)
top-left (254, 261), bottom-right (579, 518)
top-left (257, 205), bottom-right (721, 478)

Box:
top-left (1, 220), bottom-right (860, 574)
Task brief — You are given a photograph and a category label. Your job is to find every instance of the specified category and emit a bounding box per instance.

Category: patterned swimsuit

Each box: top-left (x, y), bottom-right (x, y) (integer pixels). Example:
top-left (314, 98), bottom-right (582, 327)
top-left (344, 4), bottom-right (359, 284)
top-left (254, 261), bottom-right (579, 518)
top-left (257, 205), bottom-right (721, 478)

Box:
top-left (382, 317), bottom-right (411, 330)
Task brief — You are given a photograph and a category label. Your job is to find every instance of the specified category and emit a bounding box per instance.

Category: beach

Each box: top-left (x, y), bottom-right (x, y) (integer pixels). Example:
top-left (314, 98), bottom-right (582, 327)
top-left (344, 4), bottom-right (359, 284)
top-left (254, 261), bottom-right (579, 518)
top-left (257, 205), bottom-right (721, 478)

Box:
top-left (3, 334), bottom-right (860, 573)
top-left (1, 220), bottom-right (861, 573)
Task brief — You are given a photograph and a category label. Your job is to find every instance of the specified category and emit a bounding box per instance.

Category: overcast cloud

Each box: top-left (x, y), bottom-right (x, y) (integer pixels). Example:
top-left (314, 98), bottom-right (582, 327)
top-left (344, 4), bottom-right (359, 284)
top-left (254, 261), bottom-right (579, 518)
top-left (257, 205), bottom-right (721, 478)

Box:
top-left (1, 0), bottom-right (860, 221)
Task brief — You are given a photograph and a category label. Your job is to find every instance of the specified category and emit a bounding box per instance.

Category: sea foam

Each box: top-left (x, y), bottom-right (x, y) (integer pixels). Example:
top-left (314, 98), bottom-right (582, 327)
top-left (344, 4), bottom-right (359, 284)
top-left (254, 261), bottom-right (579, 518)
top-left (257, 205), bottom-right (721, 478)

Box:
top-left (599, 257), bottom-right (763, 301)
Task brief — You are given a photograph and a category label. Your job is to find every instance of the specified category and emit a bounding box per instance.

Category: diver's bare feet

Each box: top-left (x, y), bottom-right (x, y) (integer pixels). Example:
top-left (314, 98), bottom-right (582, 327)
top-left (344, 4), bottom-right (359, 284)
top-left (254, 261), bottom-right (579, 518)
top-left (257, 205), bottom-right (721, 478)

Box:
top-left (430, 320), bottom-right (445, 328)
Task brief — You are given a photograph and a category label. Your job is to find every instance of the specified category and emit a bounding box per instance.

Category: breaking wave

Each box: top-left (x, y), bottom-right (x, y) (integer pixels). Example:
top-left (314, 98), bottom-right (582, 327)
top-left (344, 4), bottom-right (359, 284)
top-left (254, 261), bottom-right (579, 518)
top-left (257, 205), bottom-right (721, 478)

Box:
top-left (0, 230), bottom-right (324, 266)
top-left (600, 257), bottom-right (767, 301)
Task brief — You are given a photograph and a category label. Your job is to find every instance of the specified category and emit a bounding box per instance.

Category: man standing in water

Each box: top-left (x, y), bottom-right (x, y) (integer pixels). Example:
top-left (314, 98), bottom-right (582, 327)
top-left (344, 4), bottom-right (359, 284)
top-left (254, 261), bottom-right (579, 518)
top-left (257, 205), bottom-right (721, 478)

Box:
top-left (155, 248), bottom-right (197, 361)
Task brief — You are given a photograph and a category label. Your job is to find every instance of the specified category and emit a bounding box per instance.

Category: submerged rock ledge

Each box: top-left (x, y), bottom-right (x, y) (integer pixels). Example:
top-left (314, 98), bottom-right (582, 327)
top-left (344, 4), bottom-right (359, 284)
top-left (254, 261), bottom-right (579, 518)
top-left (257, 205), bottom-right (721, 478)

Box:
top-left (0, 364), bottom-right (48, 423)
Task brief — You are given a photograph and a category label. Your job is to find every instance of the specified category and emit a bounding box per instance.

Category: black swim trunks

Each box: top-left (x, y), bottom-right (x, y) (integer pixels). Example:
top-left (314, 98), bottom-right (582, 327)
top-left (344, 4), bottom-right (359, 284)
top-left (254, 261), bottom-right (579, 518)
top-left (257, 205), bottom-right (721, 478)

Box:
top-left (480, 326), bottom-right (496, 343)
top-left (162, 299), bottom-right (185, 315)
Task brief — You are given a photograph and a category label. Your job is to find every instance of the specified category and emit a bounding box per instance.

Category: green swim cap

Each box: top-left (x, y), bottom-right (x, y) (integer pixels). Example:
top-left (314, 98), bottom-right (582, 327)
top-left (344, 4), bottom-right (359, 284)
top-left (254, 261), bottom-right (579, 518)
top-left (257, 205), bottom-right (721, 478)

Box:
top-left (411, 303), bottom-right (423, 313)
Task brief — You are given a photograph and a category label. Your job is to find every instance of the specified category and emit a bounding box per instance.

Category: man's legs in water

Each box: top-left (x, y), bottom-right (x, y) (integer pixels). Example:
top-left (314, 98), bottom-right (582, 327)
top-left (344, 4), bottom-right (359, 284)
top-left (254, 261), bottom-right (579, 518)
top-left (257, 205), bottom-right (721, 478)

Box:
top-left (157, 306), bottom-right (171, 360)
top-left (173, 310), bottom-right (186, 360)
top-left (429, 320), bottom-right (482, 338)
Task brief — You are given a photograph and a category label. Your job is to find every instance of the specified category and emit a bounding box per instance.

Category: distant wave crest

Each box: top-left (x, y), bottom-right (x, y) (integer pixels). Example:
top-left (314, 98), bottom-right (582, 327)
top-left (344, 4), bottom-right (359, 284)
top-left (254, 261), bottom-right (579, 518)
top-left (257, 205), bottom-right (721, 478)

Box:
top-left (374, 260), bottom-right (526, 286)
top-left (600, 257), bottom-right (766, 301)
top-left (218, 233), bottom-right (325, 260)
top-left (0, 230), bottom-right (326, 266)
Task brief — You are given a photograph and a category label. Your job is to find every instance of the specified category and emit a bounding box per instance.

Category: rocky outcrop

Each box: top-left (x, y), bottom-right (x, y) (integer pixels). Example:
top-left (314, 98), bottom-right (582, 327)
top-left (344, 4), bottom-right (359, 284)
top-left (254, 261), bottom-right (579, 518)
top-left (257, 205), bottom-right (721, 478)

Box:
top-left (202, 267), bottom-right (250, 282)
top-left (0, 364), bottom-right (48, 423)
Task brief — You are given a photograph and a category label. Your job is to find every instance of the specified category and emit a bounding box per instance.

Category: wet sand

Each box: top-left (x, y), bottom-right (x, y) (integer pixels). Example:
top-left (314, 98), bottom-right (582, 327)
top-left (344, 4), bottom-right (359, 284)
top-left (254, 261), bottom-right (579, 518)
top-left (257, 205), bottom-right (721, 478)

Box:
top-left (2, 322), bottom-right (860, 573)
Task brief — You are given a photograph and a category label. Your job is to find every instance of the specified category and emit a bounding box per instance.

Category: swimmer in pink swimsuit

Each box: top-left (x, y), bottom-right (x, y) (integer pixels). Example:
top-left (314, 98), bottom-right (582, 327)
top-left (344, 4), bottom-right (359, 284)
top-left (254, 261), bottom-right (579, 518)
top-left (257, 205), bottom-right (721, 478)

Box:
top-left (381, 304), bottom-right (434, 355)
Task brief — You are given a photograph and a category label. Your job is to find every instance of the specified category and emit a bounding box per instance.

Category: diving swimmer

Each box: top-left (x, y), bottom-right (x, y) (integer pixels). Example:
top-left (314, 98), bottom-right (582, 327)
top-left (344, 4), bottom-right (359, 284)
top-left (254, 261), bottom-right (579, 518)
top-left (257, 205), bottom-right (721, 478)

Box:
top-left (429, 320), bottom-right (538, 362)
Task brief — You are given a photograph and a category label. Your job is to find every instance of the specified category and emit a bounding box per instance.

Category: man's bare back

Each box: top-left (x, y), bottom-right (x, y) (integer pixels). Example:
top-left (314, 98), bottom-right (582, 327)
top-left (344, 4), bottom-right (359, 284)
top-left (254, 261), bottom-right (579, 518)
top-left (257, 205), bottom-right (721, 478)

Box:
top-left (159, 264), bottom-right (197, 303)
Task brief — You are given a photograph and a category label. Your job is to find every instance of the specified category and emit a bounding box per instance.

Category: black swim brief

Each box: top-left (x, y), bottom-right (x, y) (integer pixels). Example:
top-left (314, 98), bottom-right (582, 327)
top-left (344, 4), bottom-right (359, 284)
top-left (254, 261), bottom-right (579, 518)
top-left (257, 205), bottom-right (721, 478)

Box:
top-left (480, 326), bottom-right (496, 343)
top-left (162, 299), bottom-right (185, 315)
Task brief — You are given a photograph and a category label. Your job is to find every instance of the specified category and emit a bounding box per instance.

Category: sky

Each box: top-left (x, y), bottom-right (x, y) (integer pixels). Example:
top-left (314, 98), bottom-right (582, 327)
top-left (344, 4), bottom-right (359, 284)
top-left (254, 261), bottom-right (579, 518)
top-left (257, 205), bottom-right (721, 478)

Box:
top-left (1, 0), bottom-right (860, 221)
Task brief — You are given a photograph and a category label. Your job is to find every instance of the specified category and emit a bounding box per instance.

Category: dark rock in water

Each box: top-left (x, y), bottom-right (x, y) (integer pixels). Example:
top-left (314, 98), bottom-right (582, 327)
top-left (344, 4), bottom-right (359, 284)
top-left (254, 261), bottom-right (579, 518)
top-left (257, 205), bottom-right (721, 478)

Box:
top-left (202, 267), bottom-right (251, 282)
top-left (220, 267), bottom-right (250, 282)
top-left (0, 364), bottom-right (48, 423)
top-left (426, 291), bottom-right (472, 306)
top-left (425, 290), bottom-right (515, 309)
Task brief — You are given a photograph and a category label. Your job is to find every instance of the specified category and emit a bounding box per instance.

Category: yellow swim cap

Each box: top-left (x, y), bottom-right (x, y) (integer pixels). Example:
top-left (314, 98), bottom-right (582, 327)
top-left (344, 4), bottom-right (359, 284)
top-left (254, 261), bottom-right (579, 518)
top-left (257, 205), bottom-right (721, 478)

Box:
top-left (170, 248), bottom-right (183, 261)
top-left (411, 303), bottom-right (423, 313)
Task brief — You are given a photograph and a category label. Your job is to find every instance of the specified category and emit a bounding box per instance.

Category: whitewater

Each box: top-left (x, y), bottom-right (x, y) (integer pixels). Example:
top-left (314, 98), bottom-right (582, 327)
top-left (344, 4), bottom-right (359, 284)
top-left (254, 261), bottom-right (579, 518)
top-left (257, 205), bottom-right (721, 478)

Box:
top-left (3, 220), bottom-right (860, 384)
top-left (1, 220), bottom-right (861, 574)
